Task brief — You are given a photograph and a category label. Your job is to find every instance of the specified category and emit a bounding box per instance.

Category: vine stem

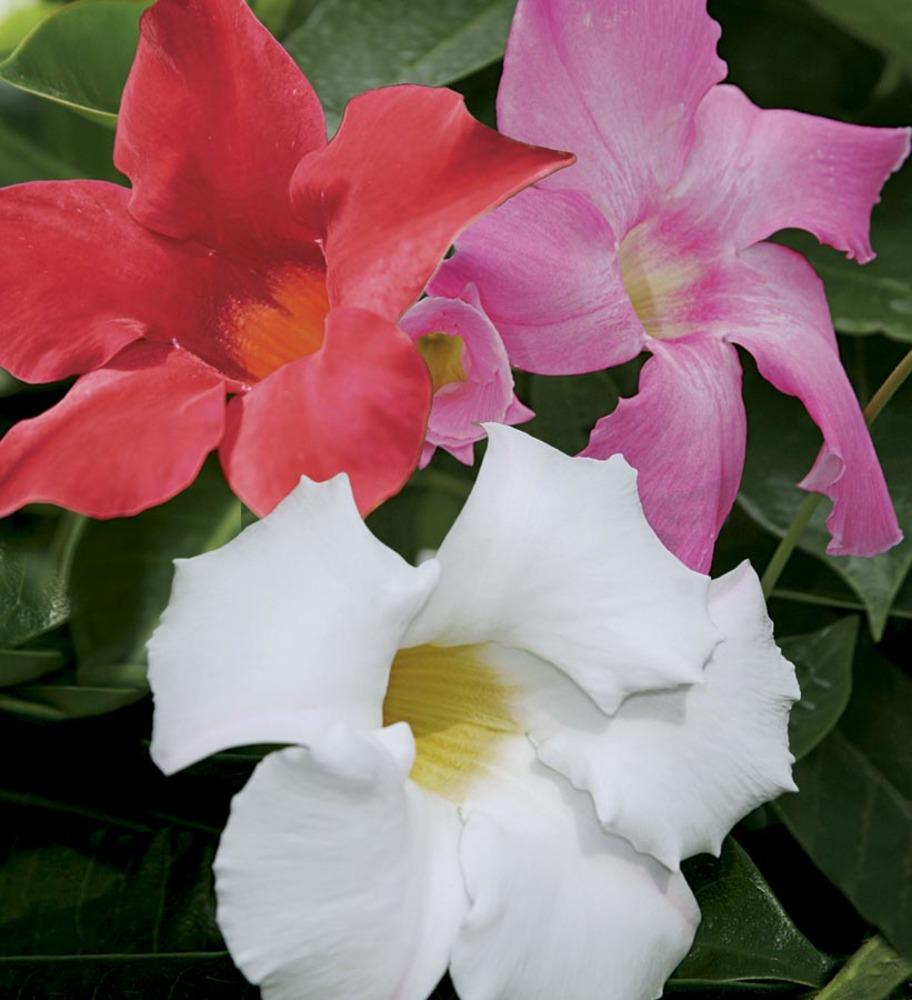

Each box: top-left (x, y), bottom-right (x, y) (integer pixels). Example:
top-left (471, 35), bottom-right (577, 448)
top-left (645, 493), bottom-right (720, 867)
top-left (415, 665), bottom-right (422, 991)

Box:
top-left (760, 348), bottom-right (912, 599)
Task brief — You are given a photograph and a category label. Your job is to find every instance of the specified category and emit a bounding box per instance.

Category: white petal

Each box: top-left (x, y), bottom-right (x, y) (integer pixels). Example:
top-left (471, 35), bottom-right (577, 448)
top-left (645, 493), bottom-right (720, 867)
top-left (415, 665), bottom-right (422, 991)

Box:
top-left (214, 723), bottom-right (467, 1000)
top-left (516, 562), bottom-right (799, 869)
top-left (405, 425), bottom-right (718, 713)
top-left (452, 739), bottom-right (699, 1000)
top-left (148, 475), bottom-right (440, 773)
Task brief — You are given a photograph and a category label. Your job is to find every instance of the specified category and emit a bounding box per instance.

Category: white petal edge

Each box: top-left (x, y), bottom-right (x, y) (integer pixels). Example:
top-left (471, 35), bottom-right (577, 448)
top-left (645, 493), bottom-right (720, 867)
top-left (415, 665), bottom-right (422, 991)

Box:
top-left (404, 425), bottom-right (719, 714)
top-left (214, 723), bottom-right (467, 1000)
top-left (451, 738), bottom-right (700, 1000)
top-left (504, 561), bottom-right (799, 869)
top-left (148, 474), bottom-right (440, 774)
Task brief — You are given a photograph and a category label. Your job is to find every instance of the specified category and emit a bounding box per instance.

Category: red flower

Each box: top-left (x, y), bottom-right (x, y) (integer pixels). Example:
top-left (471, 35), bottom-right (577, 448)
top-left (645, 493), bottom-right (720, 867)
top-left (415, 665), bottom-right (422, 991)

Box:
top-left (0, 0), bottom-right (570, 518)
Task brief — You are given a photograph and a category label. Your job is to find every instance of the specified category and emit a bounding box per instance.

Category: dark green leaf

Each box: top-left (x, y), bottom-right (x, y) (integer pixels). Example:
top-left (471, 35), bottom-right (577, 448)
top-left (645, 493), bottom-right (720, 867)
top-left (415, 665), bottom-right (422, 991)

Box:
top-left (0, 647), bottom-right (65, 687)
top-left (711, 0), bottom-right (885, 118)
top-left (0, 513), bottom-right (83, 648)
top-left (0, 0), bottom-right (150, 127)
top-left (776, 647), bottom-right (912, 959)
top-left (285, 0), bottom-right (515, 132)
top-left (780, 617), bottom-right (858, 761)
top-left (0, 3), bottom-right (61, 55)
top-left (738, 344), bottom-right (912, 639)
top-left (0, 112), bottom-right (77, 182)
top-left (70, 461), bottom-right (241, 681)
top-left (804, 0), bottom-right (912, 76)
top-left (673, 839), bottom-right (832, 987)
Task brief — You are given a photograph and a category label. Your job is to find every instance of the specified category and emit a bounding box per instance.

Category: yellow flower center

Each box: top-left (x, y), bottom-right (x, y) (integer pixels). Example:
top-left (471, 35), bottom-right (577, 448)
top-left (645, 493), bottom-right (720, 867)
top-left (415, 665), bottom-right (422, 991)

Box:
top-left (618, 223), bottom-right (699, 340)
top-left (416, 332), bottom-right (468, 393)
top-left (382, 644), bottom-right (519, 801)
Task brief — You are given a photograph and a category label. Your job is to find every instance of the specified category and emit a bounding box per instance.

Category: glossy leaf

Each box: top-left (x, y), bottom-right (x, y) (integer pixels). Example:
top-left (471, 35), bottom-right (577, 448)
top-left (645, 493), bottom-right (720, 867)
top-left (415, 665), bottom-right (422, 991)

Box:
top-left (285, 0), bottom-right (515, 131)
top-left (780, 617), bottom-right (858, 761)
top-left (0, 0), bottom-right (149, 127)
top-left (673, 839), bottom-right (832, 987)
top-left (0, 513), bottom-right (82, 648)
top-left (776, 646), bottom-right (912, 959)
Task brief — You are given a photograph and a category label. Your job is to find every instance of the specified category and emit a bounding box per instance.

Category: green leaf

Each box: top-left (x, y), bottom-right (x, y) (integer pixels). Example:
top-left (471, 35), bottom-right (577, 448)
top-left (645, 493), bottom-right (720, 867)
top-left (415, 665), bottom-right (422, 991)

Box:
top-left (70, 461), bottom-right (241, 681)
top-left (738, 345), bottom-right (912, 640)
top-left (0, 682), bottom-right (145, 720)
top-left (0, 113), bottom-right (77, 181)
top-left (0, 0), bottom-right (149, 127)
top-left (285, 0), bottom-right (516, 132)
top-left (775, 646), bottom-right (912, 959)
top-left (672, 839), bottom-right (832, 988)
top-left (0, 512), bottom-right (84, 648)
top-left (815, 936), bottom-right (912, 1000)
top-left (0, 647), bottom-right (65, 687)
top-left (0, 2), bottom-right (62, 55)
top-left (804, 0), bottom-right (912, 76)
top-left (777, 167), bottom-right (912, 345)
top-left (711, 0), bottom-right (885, 119)
top-left (780, 617), bottom-right (858, 761)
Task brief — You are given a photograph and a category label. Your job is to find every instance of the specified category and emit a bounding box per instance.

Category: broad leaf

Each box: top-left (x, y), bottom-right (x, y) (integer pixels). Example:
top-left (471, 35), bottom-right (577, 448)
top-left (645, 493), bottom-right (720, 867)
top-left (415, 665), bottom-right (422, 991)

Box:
top-left (738, 343), bottom-right (912, 640)
top-left (285, 0), bottom-right (516, 132)
top-left (70, 460), bottom-right (241, 682)
top-left (780, 617), bottom-right (858, 761)
top-left (776, 646), bottom-right (912, 959)
top-left (673, 839), bottom-right (832, 988)
top-left (805, 0), bottom-right (912, 76)
top-left (0, 0), bottom-right (149, 127)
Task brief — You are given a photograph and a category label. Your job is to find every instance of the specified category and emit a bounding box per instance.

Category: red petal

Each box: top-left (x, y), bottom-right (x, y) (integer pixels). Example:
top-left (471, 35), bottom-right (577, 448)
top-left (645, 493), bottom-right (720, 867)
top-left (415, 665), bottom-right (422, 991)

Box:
top-left (115, 0), bottom-right (325, 252)
top-left (291, 85), bottom-right (574, 321)
top-left (0, 342), bottom-right (226, 517)
top-left (220, 308), bottom-right (431, 516)
top-left (0, 181), bottom-right (200, 383)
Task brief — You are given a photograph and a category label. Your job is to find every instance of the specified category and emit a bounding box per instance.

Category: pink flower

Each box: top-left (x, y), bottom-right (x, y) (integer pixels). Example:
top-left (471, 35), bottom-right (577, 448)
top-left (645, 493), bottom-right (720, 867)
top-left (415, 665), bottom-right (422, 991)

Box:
top-left (399, 286), bottom-right (533, 467)
top-left (431, 0), bottom-right (910, 573)
top-left (0, 0), bottom-right (570, 520)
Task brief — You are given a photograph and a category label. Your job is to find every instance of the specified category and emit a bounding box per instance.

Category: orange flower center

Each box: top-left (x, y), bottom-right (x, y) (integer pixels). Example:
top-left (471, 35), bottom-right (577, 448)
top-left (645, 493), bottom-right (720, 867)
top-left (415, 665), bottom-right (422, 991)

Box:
top-left (218, 265), bottom-right (330, 383)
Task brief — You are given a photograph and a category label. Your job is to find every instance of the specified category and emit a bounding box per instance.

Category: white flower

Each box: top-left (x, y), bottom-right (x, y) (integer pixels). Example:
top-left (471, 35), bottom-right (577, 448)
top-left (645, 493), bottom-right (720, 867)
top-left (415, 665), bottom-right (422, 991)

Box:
top-left (148, 426), bottom-right (799, 1000)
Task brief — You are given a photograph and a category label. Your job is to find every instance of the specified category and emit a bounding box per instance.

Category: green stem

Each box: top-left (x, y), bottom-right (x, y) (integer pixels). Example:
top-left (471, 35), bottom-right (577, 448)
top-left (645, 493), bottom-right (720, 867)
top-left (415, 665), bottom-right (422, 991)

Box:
top-left (815, 936), bottom-right (911, 1000)
top-left (761, 348), bottom-right (912, 600)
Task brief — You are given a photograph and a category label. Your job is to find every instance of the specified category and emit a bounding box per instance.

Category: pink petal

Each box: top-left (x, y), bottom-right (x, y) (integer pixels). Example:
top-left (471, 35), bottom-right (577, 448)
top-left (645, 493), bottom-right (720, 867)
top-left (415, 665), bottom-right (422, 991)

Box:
top-left (658, 85), bottom-right (911, 262)
top-left (0, 342), bottom-right (225, 518)
top-left (0, 181), bottom-right (202, 383)
top-left (115, 0), bottom-right (326, 251)
top-left (720, 243), bottom-right (901, 556)
top-left (582, 336), bottom-right (746, 574)
top-left (430, 186), bottom-right (644, 375)
top-left (399, 291), bottom-right (532, 466)
top-left (291, 85), bottom-right (573, 324)
top-left (220, 307), bottom-right (431, 517)
top-left (498, 0), bottom-right (726, 235)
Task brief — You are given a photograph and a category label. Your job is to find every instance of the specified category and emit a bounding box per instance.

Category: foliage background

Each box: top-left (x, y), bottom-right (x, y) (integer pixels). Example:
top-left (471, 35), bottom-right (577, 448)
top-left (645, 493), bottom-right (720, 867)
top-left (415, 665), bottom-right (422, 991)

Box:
top-left (0, 0), bottom-right (911, 996)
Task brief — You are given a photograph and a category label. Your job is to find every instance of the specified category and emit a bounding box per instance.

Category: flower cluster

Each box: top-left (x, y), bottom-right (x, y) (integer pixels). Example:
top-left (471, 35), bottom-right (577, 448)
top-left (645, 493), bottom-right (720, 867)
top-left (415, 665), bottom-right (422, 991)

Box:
top-left (0, 0), bottom-right (908, 996)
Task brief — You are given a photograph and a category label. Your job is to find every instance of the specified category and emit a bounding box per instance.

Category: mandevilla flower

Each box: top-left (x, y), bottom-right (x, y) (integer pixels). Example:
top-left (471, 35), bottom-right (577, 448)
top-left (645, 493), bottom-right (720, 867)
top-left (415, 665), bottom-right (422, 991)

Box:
top-left (399, 284), bottom-right (533, 467)
top-left (431, 0), bottom-right (911, 572)
top-left (0, 0), bottom-right (569, 519)
top-left (148, 426), bottom-right (799, 1000)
